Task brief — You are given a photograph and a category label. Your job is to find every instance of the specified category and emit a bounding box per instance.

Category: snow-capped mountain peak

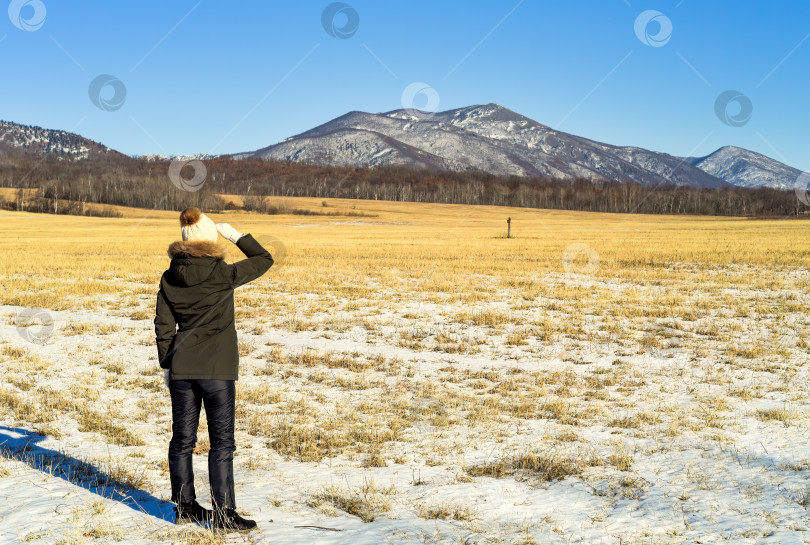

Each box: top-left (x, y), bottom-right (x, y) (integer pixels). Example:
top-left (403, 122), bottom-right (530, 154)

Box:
top-left (0, 120), bottom-right (121, 160)
top-left (684, 145), bottom-right (803, 189)
top-left (237, 104), bottom-right (729, 188)
top-left (2, 108), bottom-right (802, 190)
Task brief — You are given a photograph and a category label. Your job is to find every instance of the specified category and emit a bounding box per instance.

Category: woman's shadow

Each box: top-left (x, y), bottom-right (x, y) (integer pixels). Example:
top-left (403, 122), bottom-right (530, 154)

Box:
top-left (0, 425), bottom-right (176, 523)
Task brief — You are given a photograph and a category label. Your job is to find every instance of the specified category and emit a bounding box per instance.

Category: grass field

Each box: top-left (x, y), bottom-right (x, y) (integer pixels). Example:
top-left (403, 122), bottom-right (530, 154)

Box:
top-left (1, 196), bottom-right (810, 544)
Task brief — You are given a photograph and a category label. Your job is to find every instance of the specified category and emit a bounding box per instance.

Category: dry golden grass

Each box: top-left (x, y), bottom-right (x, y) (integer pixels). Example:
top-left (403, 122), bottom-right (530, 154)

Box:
top-left (416, 501), bottom-right (476, 521)
top-left (756, 406), bottom-right (796, 425)
top-left (307, 480), bottom-right (393, 522)
top-left (466, 449), bottom-right (590, 481)
top-left (1, 196), bottom-right (810, 541)
top-left (75, 407), bottom-right (146, 447)
top-left (1, 196), bottom-right (808, 314)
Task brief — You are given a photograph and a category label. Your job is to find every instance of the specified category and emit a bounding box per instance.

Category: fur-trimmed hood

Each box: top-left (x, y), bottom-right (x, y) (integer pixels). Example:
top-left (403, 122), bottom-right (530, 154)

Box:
top-left (166, 240), bottom-right (227, 287)
top-left (167, 239), bottom-right (227, 260)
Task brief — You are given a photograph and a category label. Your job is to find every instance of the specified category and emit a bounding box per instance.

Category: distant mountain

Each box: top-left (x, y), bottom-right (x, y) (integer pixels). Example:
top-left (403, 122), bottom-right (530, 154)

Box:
top-left (3, 110), bottom-right (802, 191)
top-left (684, 146), bottom-right (803, 190)
top-left (0, 120), bottom-right (122, 160)
top-left (236, 103), bottom-right (730, 189)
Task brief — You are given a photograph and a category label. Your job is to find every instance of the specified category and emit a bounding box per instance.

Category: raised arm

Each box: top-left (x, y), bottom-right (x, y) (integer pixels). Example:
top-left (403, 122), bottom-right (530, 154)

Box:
top-left (216, 224), bottom-right (274, 288)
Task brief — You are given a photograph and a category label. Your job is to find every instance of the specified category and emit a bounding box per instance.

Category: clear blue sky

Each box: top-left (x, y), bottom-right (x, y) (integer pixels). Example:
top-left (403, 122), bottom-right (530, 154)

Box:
top-left (3, 1), bottom-right (808, 170)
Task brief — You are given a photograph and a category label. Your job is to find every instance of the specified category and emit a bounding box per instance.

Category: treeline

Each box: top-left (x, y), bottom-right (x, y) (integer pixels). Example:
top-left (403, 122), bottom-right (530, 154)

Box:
top-left (2, 187), bottom-right (122, 217)
top-left (0, 155), bottom-right (805, 217)
top-left (0, 155), bottom-right (223, 213)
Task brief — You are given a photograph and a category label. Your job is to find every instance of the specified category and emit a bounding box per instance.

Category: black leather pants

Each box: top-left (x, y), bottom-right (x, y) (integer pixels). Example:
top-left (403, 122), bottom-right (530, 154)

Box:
top-left (168, 379), bottom-right (236, 509)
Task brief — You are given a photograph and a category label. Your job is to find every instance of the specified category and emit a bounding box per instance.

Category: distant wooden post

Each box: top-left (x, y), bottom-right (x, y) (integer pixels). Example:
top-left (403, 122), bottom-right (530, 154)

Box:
top-left (507, 217), bottom-right (511, 238)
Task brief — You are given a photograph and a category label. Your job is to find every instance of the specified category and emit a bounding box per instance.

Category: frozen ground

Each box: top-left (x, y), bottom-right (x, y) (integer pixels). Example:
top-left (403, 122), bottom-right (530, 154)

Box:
top-left (2, 268), bottom-right (810, 544)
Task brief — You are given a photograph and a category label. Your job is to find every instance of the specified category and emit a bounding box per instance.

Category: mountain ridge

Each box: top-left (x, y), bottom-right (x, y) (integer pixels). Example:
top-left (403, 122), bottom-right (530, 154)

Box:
top-left (238, 103), bottom-right (733, 188)
top-left (0, 120), bottom-right (123, 160)
top-left (1, 106), bottom-right (803, 190)
top-left (683, 145), bottom-right (802, 190)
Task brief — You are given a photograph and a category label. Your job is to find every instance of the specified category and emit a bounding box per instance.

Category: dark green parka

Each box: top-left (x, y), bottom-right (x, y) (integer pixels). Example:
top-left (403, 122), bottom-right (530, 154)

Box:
top-left (154, 234), bottom-right (273, 380)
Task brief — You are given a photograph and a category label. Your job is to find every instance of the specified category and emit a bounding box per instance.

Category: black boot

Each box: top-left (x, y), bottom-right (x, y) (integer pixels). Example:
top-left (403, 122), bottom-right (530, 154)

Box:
top-left (213, 507), bottom-right (258, 532)
top-left (174, 500), bottom-right (212, 525)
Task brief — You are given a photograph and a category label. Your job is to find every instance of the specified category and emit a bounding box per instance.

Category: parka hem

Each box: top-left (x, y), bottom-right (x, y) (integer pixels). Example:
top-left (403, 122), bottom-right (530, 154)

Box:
top-left (170, 374), bottom-right (239, 381)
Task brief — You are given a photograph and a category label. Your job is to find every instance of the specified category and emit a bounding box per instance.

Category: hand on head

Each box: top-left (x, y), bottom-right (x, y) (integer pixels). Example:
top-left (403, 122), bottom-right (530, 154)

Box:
top-left (216, 223), bottom-right (245, 244)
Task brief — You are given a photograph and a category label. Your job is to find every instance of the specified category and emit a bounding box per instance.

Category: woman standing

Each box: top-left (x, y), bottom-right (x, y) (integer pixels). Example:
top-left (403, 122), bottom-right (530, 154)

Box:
top-left (154, 206), bottom-right (273, 532)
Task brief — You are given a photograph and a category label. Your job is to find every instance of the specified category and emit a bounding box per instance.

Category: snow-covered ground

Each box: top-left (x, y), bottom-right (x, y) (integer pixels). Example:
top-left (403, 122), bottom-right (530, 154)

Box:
top-left (2, 267), bottom-right (810, 544)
